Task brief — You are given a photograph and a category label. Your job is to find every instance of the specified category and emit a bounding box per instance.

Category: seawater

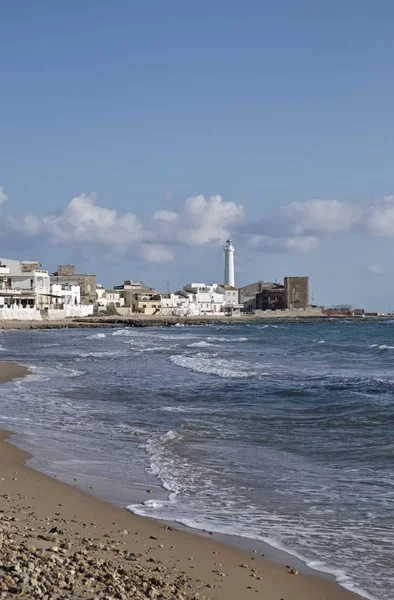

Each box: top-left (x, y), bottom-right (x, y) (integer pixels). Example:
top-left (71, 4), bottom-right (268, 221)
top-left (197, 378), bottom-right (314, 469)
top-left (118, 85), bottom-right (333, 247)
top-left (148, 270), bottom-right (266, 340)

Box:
top-left (1, 321), bottom-right (394, 600)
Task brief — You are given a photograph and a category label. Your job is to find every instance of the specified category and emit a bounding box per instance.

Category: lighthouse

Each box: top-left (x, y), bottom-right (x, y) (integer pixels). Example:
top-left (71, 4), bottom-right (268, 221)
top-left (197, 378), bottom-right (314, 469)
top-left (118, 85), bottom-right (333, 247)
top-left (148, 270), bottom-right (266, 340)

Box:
top-left (224, 239), bottom-right (235, 287)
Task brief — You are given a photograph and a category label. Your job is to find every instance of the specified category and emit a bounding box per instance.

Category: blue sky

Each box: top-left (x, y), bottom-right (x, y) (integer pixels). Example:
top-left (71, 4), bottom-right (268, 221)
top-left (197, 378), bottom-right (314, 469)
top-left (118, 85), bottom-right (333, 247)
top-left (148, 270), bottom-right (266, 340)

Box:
top-left (1, 1), bottom-right (394, 310)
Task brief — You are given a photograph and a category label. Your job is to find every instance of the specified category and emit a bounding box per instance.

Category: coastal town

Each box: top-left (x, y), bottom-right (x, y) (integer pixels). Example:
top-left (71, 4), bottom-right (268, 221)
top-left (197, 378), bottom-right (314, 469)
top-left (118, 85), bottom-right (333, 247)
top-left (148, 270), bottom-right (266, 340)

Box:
top-left (0, 241), bottom-right (370, 323)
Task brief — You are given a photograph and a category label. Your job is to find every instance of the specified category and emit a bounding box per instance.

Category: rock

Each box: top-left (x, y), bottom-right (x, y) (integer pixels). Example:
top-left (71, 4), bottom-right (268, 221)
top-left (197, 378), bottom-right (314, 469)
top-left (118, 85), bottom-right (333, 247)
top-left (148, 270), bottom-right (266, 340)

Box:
top-left (289, 568), bottom-right (299, 575)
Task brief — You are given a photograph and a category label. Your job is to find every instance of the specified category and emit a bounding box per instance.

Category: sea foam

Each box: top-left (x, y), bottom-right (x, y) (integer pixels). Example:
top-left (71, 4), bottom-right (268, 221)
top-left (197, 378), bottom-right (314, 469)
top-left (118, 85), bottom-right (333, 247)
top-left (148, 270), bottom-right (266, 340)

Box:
top-left (170, 354), bottom-right (258, 378)
top-left (86, 332), bottom-right (106, 340)
top-left (207, 336), bottom-right (248, 342)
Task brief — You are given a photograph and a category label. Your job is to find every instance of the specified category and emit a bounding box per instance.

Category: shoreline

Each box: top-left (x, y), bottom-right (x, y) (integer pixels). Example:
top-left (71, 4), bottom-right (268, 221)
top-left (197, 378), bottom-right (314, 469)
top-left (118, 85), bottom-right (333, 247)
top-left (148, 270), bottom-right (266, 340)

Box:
top-left (0, 427), bottom-right (363, 600)
top-left (0, 313), bottom-right (392, 331)
top-left (0, 361), bottom-right (367, 599)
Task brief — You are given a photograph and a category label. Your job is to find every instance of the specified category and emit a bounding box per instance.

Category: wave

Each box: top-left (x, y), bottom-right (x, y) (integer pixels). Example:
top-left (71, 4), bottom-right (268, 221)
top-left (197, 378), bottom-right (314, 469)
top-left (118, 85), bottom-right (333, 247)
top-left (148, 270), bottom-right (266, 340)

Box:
top-left (144, 430), bottom-right (184, 499)
top-left (160, 406), bottom-right (196, 413)
top-left (112, 329), bottom-right (134, 336)
top-left (170, 354), bottom-right (258, 378)
top-left (207, 336), bottom-right (248, 342)
top-left (55, 366), bottom-right (85, 377)
top-left (123, 339), bottom-right (176, 353)
top-left (368, 344), bottom-right (394, 350)
top-left (86, 332), bottom-right (106, 340)
top-left (168, 518), bottom-right (377, 600)
top-left (187, 341), bottom-right (215, 348)
top-left (77, 351), bottom-right (123, 359)
top-left (138, 346), bottom-right (173, 353)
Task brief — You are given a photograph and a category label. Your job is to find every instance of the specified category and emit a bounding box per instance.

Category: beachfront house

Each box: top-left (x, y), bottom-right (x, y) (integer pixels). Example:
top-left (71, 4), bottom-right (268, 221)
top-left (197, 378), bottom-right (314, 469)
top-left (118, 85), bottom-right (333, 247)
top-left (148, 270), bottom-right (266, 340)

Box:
top-left (0, 257), bottom-right (50, 319)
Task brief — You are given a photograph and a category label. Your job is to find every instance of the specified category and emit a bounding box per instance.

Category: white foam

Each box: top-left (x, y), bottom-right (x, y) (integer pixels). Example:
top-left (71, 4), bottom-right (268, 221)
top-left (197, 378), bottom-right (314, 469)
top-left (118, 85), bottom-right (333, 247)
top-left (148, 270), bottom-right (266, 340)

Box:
top-left (160, 406), bottom-right (195, 413)
top-left (142, 499), bottom-right (164, 509)
top-left (187, 341), bottom-right (215, 348)
top-left (112, 329), bottom-right (135, 336)
top-left (170, 354), bottom-right (258, 378)
top-left (378, 345), bottom-right (394, 350)
top-left (55, 366), bottom-right (84, 377)
top-left (77, 351), bottom-right (122, 359)
top-left (86, 332), bottom-right (106, 340)
top-left (127, 507), bottom-right (379, 600)
top-left (207, 336), bottom-right (248, 342)
top-left (123, 339), bottom-right (175, 353)
top-left (144, 430), bottom-right (184, 499)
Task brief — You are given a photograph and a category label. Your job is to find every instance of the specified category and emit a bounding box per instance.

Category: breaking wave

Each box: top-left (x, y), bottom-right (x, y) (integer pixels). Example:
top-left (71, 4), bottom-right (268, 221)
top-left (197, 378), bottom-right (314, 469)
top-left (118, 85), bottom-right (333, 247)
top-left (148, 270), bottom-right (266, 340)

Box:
top-left (207, 336), bottom-right (248, 342)
top-left (170, 353), bottom-right (258, 378)
top-left (86, 332), bottom-right (106, 339)
top-left (77, 351), bottom-right (123, 360)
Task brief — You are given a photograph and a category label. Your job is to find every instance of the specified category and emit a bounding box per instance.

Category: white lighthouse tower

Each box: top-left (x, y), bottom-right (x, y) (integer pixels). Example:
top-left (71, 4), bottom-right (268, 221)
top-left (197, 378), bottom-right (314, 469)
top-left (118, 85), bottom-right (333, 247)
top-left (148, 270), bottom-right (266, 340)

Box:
top-left (224, 239), bottom-right (235, 287)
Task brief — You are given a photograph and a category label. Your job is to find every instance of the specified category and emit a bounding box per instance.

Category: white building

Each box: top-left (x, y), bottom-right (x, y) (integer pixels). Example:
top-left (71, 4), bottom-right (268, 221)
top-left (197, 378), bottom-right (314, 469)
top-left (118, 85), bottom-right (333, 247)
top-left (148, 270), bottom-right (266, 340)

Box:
top-left (160, 292), bottom-right (197, 316)
top-left (51, 282), bottom-right (81, 308)
top-left (0, 263), bottom-right (9, 291)
top-left (49, 282), bottom-right (93, 318)
top-left (216, 284), bottom-right (242, 315)
top-left (160, 282), bottom-right (244, 317)
top-left (0, 257), bottom-right (50, 311)
top-left (95, 284), bottom-right (125, 311)
top-left (180, 283), bottom-right (225, 315)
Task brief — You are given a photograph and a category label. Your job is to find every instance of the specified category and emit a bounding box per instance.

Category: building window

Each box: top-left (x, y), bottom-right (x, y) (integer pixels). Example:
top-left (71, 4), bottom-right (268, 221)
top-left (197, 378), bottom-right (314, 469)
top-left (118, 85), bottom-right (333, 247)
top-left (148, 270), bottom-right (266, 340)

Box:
top-left (87, 283), bottom-right (92, 292)
top-left (295, 291), bottom-right (300, 301)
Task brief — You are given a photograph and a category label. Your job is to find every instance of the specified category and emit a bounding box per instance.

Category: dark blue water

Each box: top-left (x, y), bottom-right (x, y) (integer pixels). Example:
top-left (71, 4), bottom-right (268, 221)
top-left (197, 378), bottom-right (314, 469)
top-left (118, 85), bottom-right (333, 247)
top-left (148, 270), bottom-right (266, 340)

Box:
top-left (1, 321), bottom-right (393, 600)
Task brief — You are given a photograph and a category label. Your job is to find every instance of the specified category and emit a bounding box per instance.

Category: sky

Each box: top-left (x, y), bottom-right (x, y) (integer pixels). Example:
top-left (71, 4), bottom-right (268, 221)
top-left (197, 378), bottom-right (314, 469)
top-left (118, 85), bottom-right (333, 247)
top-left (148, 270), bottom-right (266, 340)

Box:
top-left (1, 1), bottom-right (394, 310)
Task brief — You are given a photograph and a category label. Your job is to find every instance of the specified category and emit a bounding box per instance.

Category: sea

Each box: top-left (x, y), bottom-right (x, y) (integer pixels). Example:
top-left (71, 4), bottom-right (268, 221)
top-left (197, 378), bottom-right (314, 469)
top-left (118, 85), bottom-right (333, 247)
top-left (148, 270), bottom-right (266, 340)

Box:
top-left (0, 321), bottom-right (393, 600)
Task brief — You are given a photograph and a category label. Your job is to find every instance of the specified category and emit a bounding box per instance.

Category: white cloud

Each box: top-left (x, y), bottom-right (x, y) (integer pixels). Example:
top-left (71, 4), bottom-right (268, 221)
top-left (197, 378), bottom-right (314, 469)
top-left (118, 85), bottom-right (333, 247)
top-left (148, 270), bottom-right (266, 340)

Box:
top-left (18, 194), bottom-right (144, 247)
top-left (7, 191), bottom-right (244, 262)
top-left (182, 194), bottom-right (244, 246)
top-left (9, 189), bottom-right (394, 264)
top-left (248, 234), bottom-right (319, 252)
top-left (0, 187), bottom-right (7, 209)
top-left (284, 199), bottom-right (360, 234)
top-left (367, 264), bottom-right (386, 275)
top-left (152, 210), bottom-right (180, 223)
top-left (140, 243), bottom-right (174, 262)
top-left (367, 196), bottom-right (394, 236)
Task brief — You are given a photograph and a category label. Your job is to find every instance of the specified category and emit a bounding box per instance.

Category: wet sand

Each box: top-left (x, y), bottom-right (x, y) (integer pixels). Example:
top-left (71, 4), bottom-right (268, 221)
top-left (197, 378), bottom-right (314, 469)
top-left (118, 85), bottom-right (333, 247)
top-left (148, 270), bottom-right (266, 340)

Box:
top-left (0, 361), bottom-right (29, 384)
top-left (0, 370), bottom-right (363, 599)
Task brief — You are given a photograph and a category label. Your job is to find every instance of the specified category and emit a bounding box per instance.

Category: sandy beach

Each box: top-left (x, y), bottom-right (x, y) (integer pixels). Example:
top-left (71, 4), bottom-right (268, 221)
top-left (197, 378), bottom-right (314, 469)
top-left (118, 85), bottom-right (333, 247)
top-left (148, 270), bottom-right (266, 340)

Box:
top-left (0, 363), bottom-right (362, 600)
top-left (0, 362), bottom-right (29, 384)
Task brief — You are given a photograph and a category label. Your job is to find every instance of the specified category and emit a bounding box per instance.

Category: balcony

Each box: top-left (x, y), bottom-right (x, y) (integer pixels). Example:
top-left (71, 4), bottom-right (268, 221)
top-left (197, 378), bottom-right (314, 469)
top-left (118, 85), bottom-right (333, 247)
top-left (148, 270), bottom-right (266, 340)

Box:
top-left (0, 288), bottom-right (22, 295)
